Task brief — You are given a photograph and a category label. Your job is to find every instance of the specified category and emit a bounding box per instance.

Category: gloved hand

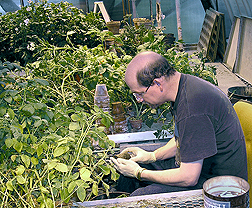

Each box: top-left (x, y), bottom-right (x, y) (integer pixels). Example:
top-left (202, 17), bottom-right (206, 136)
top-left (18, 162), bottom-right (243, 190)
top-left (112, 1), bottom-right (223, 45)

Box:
top-left (110, 157), bottom-right (141, 178)
top-left (119, 147), bottom-right (156, 164)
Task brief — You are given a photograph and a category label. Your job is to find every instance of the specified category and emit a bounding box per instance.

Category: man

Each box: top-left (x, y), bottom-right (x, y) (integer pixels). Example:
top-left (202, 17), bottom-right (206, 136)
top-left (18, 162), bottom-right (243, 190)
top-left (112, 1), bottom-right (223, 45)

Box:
top-left (110, 51), bottom-right (247, 196)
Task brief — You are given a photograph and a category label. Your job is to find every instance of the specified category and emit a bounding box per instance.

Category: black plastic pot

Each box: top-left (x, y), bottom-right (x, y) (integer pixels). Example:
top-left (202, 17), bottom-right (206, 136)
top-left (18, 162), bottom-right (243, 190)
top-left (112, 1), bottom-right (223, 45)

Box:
top-left (227, 86), bottom-right (252, 104)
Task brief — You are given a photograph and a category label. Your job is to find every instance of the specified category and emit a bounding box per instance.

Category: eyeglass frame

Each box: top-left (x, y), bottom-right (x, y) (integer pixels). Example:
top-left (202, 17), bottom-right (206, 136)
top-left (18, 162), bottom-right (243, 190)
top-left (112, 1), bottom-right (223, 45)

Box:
top-left (132, 82), bottom-right (153, 102)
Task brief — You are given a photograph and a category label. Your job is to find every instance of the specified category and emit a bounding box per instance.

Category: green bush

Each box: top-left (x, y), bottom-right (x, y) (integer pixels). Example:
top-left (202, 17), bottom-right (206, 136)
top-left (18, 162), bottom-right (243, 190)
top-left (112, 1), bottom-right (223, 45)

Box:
top-left (0, 61), bottom-right (119, 207)
top-left (116, 15), bottom-right (167, 56)
top-left (26, 40), bottom-right (132, 110)
top-left (0, 0), bottom-right (106, 66)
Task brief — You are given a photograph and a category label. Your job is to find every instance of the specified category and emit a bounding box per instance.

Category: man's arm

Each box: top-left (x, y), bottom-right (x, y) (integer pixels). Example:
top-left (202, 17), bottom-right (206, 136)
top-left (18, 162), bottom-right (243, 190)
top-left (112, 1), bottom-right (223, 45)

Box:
top-left (141, 159), bottom-right (203, 187)
top-left (111, 157), bottom-right (203, 187)
top-left (154, 136), bottom-right (177, 160)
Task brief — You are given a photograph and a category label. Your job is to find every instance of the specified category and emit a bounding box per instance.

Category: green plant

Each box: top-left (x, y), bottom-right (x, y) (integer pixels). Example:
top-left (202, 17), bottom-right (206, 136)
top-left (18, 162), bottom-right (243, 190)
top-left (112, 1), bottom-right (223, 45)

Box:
top-left (116, 15), bottom-right (166, 57)
top-left (128, 97), bottom-right (149, 121)
top-left (0, 0), bottom-right (106, 66)
top-left (0, 62), bottom-right (119, 207)
top-left (163, 48), bottom-right (218, 86)
top-left (27, 39), bottom-right (132, 111)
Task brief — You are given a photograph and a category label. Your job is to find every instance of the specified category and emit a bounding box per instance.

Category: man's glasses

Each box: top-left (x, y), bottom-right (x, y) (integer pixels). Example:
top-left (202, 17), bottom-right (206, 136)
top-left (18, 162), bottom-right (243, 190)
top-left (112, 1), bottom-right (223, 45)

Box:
top-left (133, 83), bottom-right (152, 102)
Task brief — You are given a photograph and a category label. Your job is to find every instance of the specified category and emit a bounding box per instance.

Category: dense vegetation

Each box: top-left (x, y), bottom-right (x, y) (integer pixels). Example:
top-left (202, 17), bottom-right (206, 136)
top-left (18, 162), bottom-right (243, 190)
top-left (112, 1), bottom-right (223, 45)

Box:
top-left (0, 1), bottom-right (217, 207)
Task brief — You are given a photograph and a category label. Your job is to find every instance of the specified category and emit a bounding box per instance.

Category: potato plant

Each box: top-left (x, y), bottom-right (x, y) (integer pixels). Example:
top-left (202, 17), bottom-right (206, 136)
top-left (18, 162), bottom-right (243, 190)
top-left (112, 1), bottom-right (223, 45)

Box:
top-left (0, 0), bottom-right (106, 66)
top-left (0, 62), bottom-right (119, 207)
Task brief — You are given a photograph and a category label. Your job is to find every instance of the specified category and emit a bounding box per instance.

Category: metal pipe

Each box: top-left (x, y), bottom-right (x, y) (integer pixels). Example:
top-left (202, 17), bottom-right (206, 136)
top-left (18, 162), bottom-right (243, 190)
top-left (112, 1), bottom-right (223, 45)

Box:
top-left (132, 0), bottom-right (137, 18)
top-left (156, 0), bottom-right (161, 28)
top-left (150, 0), bottom-right (153, 21)
top-left (20, 0), bottom-right (24, 7)
top-left (122, 0), bottom-right (125, 17)
top-left (175, 0), bottom-right (183, 50)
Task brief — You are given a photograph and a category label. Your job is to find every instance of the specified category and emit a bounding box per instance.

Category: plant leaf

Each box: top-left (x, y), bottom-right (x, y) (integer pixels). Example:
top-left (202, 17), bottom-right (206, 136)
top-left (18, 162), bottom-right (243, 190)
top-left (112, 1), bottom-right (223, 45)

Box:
top-left (99, 165), bottom-right (110, 175)
top-left (13, 141), bottom-right (23, 152)
top-left (55, 163), bottom-right (68, 172)
top-left (5, 138), bottom-right (13, 148)
top-left (16, 175), bottom-right (26, 184)
top-left (79, 167), bottom-right (91, 181)
top-left (21, 154), bottom-right (30, 168)
top-left (34, 79), bottom-right (49, 86)
top-left (69, 122), bottom-right (80, 130)
top-left (37, 145), bottom-right (43, 157)
top-left (22, 104), bottom-right (35, 116)
top-left (6, 181), bottom-right (13, 191)
top-left (0, 107), bottom-right (6, 116)
top-left (7, 108), bottom-right (15, 119)
top-left (48, 161), bottom-right (58, 170)
top-left (77, 186), bottom-right (86, 202)
top-left (92, 182), bottom-right (98, 196)
top-left (31, 156), bottom-right (39, 165)
top-left (71, 114), bottom-right (80, 121)
top-left (68, 181), bottom-right (76, 193)
top-left (15, 165), bottom-right (25, 175)
top-left (53, 146), bottom-right (69, 157)
top-left (60, 188), bottom-right (70, 203)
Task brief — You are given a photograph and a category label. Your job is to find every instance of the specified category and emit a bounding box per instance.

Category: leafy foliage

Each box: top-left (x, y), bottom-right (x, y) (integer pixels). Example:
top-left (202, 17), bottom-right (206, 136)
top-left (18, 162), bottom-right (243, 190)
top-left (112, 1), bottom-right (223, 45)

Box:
top-left (0, 0), bottom-right (106, 66)
top-left (0, 1), bottom-right (219, 206)
top-left (27, 40), bottom-right (132, 109)
top-left (116, 15), bottom-right (167, 57)
top-left (0, 65), bottom-right (119, 207)
top-left (164, 48), bottom-right (218, 86)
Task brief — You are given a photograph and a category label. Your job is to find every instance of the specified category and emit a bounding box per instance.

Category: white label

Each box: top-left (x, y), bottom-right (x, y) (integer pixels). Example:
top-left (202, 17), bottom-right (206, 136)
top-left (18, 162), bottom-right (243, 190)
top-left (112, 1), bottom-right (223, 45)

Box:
top-left (204, 195), bottom-right (230, 208)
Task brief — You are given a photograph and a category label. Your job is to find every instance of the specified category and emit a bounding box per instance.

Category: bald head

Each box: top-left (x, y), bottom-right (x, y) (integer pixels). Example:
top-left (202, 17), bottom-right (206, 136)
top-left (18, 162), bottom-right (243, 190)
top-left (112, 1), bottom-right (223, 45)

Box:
top-left (125, 51), bottom-right (175, 88)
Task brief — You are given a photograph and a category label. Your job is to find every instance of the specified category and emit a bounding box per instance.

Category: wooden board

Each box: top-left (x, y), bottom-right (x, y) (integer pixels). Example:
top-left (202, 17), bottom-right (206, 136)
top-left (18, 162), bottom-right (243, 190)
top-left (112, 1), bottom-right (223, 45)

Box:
top-left (234, 16), bottom-right (252, 84)
top-left (197, 8), bottom-right (226, 62)
top-left (223, 16), bottom-right (240, 71)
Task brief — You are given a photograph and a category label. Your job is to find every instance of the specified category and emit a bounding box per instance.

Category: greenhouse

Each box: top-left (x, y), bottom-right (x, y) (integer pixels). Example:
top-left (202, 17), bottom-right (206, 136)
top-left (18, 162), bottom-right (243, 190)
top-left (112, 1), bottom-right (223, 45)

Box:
top-left (1, 0), bottom-right (252, 207)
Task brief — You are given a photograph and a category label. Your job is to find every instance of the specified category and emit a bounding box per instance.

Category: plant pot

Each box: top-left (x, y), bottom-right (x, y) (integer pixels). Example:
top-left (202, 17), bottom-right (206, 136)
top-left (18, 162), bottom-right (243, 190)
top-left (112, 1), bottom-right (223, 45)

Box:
top-left (111, 102), bottom-right (128, 133)
top-left (94, 84), bottom-right (110, 134)
top-left (105, 38), bottom-right (115, 50)
top-left (106, 21), bottom-right (121, 34)
top-left (129, 118), bottom-right (142, 130)
top-left (111, 101), bottom-right (125, 115)
top-left (133, 18), bottom-right (152, 29)
top-left (228, 86), bottom-right (252, 104)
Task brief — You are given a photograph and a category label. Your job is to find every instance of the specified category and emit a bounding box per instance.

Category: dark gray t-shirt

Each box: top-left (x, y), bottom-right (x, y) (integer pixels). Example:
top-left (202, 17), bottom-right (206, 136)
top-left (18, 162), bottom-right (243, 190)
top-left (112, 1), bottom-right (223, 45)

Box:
top-left (171, 73), bottom-right (248, 181)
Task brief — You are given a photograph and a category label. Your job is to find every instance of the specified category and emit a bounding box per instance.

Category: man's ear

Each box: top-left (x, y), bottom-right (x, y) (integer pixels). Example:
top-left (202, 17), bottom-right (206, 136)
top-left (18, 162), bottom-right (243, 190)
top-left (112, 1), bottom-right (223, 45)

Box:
top-left (154, 80), bottom-right (163, 92)
top-left (154, 80), bottom-right (160, 86)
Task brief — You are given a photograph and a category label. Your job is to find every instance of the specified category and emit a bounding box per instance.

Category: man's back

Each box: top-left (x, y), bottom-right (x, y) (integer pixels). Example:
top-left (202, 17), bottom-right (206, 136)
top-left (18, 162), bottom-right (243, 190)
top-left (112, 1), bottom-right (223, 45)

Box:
top-left (172, 73), bottom-right (248, 182)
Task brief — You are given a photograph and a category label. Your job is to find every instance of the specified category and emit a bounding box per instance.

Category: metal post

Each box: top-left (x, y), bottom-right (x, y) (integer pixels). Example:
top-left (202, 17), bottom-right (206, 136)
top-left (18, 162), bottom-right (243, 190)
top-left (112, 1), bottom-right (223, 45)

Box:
top-left (175, 0), bottom-right (183, 50)
top-left (132, 0), bottom-right (137, 19)
top-left (150, 0), bottom-right (153, 22)
top-left (156, 0), bottom-right (162, 28)
top-left (20, 0), bottom-right (24, 7)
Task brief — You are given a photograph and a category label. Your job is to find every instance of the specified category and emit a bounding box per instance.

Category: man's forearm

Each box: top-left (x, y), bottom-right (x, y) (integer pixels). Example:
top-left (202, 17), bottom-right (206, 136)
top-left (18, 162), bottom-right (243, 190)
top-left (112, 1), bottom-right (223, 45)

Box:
top-left (140, 160), bottom-right (203, 187)
top-left (154, 137), bottom-right (177, 160)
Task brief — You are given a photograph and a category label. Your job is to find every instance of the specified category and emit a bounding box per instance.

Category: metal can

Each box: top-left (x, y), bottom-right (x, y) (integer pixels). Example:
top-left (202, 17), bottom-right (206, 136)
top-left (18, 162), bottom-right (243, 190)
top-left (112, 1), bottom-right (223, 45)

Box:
top-left (203, 176), bottom-right (250, 208)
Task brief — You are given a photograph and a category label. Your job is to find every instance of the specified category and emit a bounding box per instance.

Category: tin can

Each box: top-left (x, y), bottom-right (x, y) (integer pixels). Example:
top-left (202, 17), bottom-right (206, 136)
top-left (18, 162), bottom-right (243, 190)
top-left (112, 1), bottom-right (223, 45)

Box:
top-left (203, 176), bottom-right (250, 208)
